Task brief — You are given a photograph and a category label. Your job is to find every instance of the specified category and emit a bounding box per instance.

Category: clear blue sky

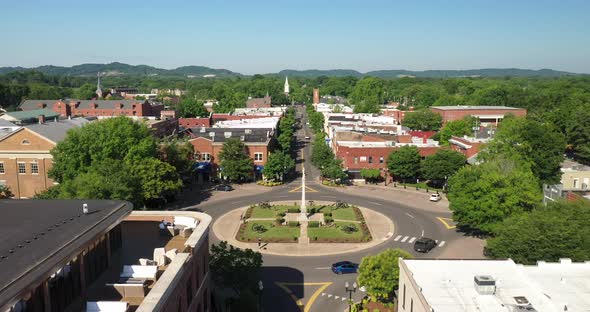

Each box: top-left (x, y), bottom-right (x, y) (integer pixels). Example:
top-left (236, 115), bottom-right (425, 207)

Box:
top-left (1, 0), bottom-right (589, 74)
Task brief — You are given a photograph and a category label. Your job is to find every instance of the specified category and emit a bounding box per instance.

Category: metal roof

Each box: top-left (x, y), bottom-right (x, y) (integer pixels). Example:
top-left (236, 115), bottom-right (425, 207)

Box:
top-left (431, 105), bottom-right (523, 111)
top-left (1, 109), bottom-right (60, 121)
top-left (24, 117), bottom-right (93, 143)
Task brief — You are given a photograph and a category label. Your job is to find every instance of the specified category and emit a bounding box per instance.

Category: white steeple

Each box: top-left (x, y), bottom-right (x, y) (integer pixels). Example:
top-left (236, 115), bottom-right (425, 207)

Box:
top-left (95, 72), bottom-right (103, 98)
top-left (284, 76), bottom-right (290, 95)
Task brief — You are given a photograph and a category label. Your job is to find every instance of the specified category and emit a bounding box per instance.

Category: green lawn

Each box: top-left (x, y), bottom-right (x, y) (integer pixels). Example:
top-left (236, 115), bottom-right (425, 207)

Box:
top-left (249, 205), bottom-right (294, 218)
top-left (308, 222), bottom-right (366, 240)
top-left (240, 221), bottom-right (300, 240)
top-left (314, 206), bottom-right (359, 221)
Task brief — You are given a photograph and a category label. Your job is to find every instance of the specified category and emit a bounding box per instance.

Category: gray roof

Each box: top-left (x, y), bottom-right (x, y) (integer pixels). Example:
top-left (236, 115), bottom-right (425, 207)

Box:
top-left (18, 100), bottom-right (55, 110)
top-left (19, 99), bottom-right (152, 111)
top-left (0, 120), bottom-right (18, 128)
top-left (431, 105), bottom-right (523, 111)
top-left (2, 109), bottom-right (60, 121)
top-left (0, 200), bottom-right (132, 308)
top-left (24, 117), bottom-right (94, 143)
top-left (189, 127), bottom-right (272, 143)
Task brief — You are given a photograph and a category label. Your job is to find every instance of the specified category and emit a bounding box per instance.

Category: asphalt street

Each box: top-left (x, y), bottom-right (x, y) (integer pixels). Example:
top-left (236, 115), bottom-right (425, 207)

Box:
top-left (188, 106), bottom-right (468, 312)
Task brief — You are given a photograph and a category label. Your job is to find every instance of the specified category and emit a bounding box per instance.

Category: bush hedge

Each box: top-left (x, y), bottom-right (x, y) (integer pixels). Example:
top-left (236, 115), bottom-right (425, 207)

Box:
top-left (288, 221), bottom-right (300, 227)
top-left (308, 221), bottom-right (320, 228)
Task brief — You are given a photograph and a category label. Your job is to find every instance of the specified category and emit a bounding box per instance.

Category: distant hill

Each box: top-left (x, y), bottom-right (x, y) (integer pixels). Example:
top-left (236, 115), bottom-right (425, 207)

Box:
top-left (0, 62), bottom-right (242, 78)
top-left (0, 62), bottom-right (581, 78)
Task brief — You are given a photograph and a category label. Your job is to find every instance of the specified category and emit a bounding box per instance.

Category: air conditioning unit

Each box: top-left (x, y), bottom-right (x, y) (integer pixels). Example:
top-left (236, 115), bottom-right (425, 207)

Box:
top-left (474, 275), bottom-right (495, 295)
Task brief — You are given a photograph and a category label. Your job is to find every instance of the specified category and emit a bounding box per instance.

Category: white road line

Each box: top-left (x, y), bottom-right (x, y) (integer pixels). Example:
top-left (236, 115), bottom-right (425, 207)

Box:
top-left (322, 293), bottom-right (326, 296)
top-left (342, 297), bottom-right (347, 301)
top-left (401, 236), bottom-right (410, 242)
top-left (231, 199), bottom-right (247, 204)
top-left (405, 212), bottom-right (415, 219)
top-left (328, 294), bottom-right (332, 298)
top-left (322, 195), bottom-right (338, 198)
top-left (438, 241), bottom-right (446, 247)
top-left (394, 235), bottom-right (402, 241)
top-left (315, 267), bottom-right (331, 270)
top-left (409, 237), bottom-right (417, 243)
top-left (276, 195), bottom-right (289, 198)
top-left (367, 201), bottom-right (383, 206)
top-left (334, 296), bottom-right (340, 300)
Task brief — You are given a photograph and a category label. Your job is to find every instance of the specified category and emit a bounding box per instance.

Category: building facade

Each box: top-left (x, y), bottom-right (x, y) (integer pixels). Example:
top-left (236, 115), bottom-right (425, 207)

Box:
top-left (19, 100), bottom-right (164, 118)
top-left (430, 105), bottom-right (527, 124)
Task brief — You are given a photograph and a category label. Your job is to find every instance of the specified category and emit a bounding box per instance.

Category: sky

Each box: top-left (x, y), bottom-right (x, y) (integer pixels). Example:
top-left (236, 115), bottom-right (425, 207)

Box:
top-left (0, 0), bottom-right (589, 74)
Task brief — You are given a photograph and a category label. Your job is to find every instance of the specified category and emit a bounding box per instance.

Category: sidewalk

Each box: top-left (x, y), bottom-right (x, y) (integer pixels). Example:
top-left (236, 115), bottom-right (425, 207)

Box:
top-left (212, 205), bottom-right (395, 257)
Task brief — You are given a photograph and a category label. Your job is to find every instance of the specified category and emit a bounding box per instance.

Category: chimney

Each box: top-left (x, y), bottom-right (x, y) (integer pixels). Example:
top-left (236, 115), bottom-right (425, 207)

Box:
top-left (38, 115), bottom-right (46, 124)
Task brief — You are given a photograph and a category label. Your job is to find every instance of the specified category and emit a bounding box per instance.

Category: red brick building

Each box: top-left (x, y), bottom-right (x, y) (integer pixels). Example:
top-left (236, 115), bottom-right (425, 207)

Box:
top-left (19, 99), bottom-right (164, 118)
top-left (448, 135), bottom-right (489, 164)
top-left (430, 105), bottom-right (527, 124)
top-left (179, 117), bottom-right (212, 129)
top-left (245, 95), bottom-right (272, 108)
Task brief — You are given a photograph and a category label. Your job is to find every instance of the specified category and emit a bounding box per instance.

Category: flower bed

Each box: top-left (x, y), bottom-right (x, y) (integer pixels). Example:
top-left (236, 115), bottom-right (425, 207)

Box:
top-left (236, 220), bottom-right (300, 243)
top-left (308, 221), bottom-right (372, 243)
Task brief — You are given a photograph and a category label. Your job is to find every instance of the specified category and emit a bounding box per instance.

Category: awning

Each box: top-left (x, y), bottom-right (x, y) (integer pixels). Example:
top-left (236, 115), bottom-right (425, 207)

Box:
top-left (192, 162), bottom-right (212, 173)
top-left (254, 165), bottom-right (264, 173)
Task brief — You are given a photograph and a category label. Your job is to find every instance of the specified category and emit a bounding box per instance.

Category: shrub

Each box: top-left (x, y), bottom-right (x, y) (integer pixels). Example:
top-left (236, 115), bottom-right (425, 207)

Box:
top-left (308, 221), bottom-right (320, 228)
top-left (287, 208), bottom-right (301, 213)
top-left (340, 224), bottom-right (359, 234)
top-left (258, 201), bottom-right (271, 209)
top-left (313, 236), bottom-right (318, 241)
top-left (324, 216), bottom-right (334, 224)
top-left (275, 217), bottom-right (285, 224)
top-left (309, 207), bottom-right (317, 215)
top-left (293, 236), bottom-right (298, 241)
top-left (277, 211), bottom-right (286, 217)
top-left (288, 221), bottom-right (300, 227)
top-left (323, 212), bottom-right (332, 217)
top-left (252, 223), bottom-right (267, 233)
top-left (334, 201), bottom-right (348, 209)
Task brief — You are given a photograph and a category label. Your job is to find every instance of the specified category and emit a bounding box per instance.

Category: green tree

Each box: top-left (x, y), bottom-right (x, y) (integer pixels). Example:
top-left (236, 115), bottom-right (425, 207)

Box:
top-left (438, 117), bottom-right (475, 145)
top-left (74, 83), bottom-right (98, 100)
top-left (311, 135), bottom-right (334, 169)
top-left (360, 168), bottom-right (381, 183)
top-left (218, 138), bottom-right (254, 182)
top-left (402, 109), bottom-right (443, 131)
top-left (386, 146), bottom-right (421, 182)
top-left (0, 184), bottom-right (13, 199)
top-left (321, 162), bottom-right (347, 182)
top-left (178, 97), bottom-right (209, 118)
top-left (357, 248), bottom-right (413, 300)
top-left (486, 200), bottom-right (590, 265)
top-left (566, 105), bottom-right (590, 164)
top-left (481, 117), bottom-right (566, 184)
top-left (159, 140), bottom-right (194, 176)
top-left (130, 158), bottom-right (182, 201)
top-left (447, 159), bottom-right (542, 233)
top-left (209, 241), bottom-right (263, 296)
top-left (421, 149), bottom-right (466, 186)
top-left (351, 77), bottom-right (384, 113)
top-left (262, 151), bottom-right (295, 181)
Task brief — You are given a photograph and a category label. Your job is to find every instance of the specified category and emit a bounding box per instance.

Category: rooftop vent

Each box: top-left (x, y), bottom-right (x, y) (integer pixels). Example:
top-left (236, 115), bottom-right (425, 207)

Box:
top-left (514, 297), bottom-right (529, 304)
top-left (474, 275), bottom-right (495, 295)
top-left (82, 203), bottom-right (89, 214)
top-left (511, 305), bottom-right (537, 312)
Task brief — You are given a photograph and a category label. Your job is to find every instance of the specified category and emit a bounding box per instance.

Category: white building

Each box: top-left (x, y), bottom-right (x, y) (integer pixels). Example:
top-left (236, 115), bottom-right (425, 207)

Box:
top-left (398, 258), bottom-right (590, 312)
top-left (212, 116), bottom-right (280, 130)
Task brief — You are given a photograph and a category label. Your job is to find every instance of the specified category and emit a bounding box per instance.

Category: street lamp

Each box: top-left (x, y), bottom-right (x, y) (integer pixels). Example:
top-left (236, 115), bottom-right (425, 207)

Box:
top-left (258, 280), bottom-right (264, 312)
top-left (345, 281), bottom-right (357, 312)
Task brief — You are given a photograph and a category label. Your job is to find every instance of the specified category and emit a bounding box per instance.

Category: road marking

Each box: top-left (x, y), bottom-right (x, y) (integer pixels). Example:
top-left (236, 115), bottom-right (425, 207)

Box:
top-left (231, 199), bottom-right (247, 204)
top-left (315, 267), bottom-right (331, 270)
top-left (438, 241), bottom-right (446, 247)
top-left (327, 294), bottom-right (332, 298)
top-left (276, 282), bottom-right (332, 312)
top-left (421, 230), bottom-right (425, 237)
top-left (401, 236), bottom-right (409, 242)
top-left (334, 296), bottom-right (339, 300)
top-left (409, 237), bottom-right (417, 243)
top-left (322, 293), bottom-right (325, 296)
top-left (289, 186), bottom-right (319, 193)
top-left (437, 217), bottom-right (457, 229)
top-left (383, 232), bottom-right (393, 240)
top-left (367, 201), bottom-right (383, 206)
top-left (277, 195), bottom-right (289, 198)
top-left (405, 212), bottom-right (415, 219)
top-left (394, 235), bottom-right (402, 241)
top-left (321, 195), bottom-right (338, 198)
top-left (342, 297), bottom-right (347, 301)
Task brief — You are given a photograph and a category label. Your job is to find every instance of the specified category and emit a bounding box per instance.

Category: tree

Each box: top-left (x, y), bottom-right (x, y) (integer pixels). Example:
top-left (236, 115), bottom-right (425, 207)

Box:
top-left (481, 117), bottom-right (566, 184)
top-left (386, 146), bottom-right (421, 182)
top-left (447, 159), bottom-right (542, 233)
top-left (262, 151), bottom-right (295, 181)
top-left (357, 248), bottom-right (413, 300)
top-left (74, 83), bottom-right (98, 100)
top-left (486, 200), bottom-right (590, 265)
top-left (351, 77), bottom-right (384, 113)
top-left (0, 184), bottom-right (13, 199)
top-left (311, 135), bottom-right (334, 168)
top-left (218, 138), bottom-right (254, 182)
top-left (360, 168), bottom-right (381, 183)
top-left (402, 109), bottom-right (443, 131)
top-left (159, 140), bottom-right (194, 176)
top-left (321, 162), bottom-right (347, 182)
top-left (566, 105), bottom-right (590, 164)
top-left (178, 97), bottom-right (208, 118)
top-left (130, 158), bottom-right (182, 201)
top-left (438, 117), bottom-right (475, 145)
top-left (209, 241), bottom-right (263, 296)
top-left (421, 149), bottom-right (466, 186)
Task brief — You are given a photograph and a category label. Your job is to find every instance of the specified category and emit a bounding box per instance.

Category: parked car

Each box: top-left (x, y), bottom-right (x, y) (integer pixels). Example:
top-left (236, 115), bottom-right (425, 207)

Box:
top-left (429, 193), bottom-right (442, 202)
top-left (215, 184), bottom-right (234, 192)
top-left (413, 237), bottom-right (437, 253)
top-left (331, 261), bottom-right (359, 274)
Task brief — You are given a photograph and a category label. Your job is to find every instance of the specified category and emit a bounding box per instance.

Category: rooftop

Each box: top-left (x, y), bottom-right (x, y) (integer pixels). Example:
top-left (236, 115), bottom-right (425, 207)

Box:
top-left (23, 117), bottom-right (94, 143)
top-left (0, 109), bottom-right (61, 122)
top-left (561, 159), bottom-right (590, 172)
top-left (189, 127), bottom-right (273, 143)
top-left (212, 116), bottom-right (280, 129)
top-left (402, 258), bottom-right (590, 312)
top-left (0, 200), bottom-right (133, 307)
top-left (431, 105), bottom-right (523, 111)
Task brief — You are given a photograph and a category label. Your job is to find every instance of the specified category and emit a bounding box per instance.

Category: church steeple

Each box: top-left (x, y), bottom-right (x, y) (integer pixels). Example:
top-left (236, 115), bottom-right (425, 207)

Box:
top-left (95, 72), bottom-right (103, 99)
top-left (284, 76), bottom-right (290, 95)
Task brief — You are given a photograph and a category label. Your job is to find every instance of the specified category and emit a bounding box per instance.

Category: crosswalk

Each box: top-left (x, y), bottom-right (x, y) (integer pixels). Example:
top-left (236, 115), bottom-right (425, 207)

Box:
top-left (393, 235), bottom-right (446, 247)
top-left (321, 286), bottom-right (366, 302)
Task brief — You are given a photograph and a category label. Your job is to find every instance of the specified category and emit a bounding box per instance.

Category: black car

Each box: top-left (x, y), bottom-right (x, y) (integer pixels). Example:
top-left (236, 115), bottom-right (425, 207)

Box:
top-left (215, 184), bottom-right (234, 192)
top-left (413, 237), bottom-right (436, 253)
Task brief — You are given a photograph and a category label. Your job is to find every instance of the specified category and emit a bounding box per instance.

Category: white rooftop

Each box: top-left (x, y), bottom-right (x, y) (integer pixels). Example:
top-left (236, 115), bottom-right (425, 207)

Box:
top-left (212, 116), bottom-right (280, 129)
top-left (402, 258), bottom-right (590, 312)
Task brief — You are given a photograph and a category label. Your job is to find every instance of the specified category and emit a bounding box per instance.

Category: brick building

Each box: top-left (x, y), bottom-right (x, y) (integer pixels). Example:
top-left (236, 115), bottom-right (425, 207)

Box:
top-left (179, 117), bottom-right (212, 129)
top-left (430, 105), bottom-right (527, 124)
top-left (19, 99), bottom-right (164, 118)
top-left (245, 95), bottom-right (272, 108)
top-left (448, 135), bottom-right (490, 164)
top-left (0, 117), bottom-right (93, 198)
top-left (0, 199), bottom-right (213, 312)
top-left (188, 128), bottom-right (275, 181)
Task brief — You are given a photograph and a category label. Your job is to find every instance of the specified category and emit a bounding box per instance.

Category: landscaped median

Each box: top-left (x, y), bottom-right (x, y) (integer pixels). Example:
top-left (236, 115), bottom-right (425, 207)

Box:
top-left (308, 202), bottom-right (372, 243)
top-left (237, 220), bottom-right (300, 243)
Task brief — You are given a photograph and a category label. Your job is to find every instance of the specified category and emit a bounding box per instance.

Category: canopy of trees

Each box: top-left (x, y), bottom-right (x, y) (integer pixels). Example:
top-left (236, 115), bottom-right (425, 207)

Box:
top-left (218, 138), bottom-right (255, 182)
top-left (421, 149), bottom-right (466, 186)
top-left (402, 109), bottom-right (443, 131)
top-left (357, 248), bottom-right (413, 300)
top-left (386, 146), bottom-right (421, 182)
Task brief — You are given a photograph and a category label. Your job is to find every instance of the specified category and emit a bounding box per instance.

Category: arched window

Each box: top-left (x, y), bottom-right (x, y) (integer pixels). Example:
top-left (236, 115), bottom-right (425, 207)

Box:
top-left (21, 139), bottom-right (31, 145)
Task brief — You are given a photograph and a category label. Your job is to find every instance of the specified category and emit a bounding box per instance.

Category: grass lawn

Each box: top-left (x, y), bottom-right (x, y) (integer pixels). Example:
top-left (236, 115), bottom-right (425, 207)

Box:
top-left (314, 206), bottom-right (359, 221)
top-left (240, 221), bottom-right (300, 240)
top-left (249, 205), bottom-right (294, 218)
top-left (308, 222), bottom-right (366, 240)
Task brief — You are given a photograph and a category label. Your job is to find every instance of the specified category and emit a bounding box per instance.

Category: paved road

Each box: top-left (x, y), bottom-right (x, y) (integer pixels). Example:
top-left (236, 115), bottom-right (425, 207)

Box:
top-left (187, 105), bottom-right (480, 312)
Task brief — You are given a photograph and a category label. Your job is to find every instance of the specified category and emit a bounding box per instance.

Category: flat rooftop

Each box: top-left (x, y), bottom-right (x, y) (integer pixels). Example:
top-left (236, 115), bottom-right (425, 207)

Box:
top-left (402, 258), bottom-right (590, 312)
top-left (431, 105), bottom-right (523, 111)
top-left (0, 200), bottom-right (132, 306)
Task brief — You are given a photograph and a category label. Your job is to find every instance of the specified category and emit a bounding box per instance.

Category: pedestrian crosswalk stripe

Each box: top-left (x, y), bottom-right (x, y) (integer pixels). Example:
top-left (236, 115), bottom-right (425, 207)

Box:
top-left (342, 298), bottom-right (346, 301)
top-left (409, 237), bottom-right (417, 243)
top-left (438, 241), bottom-right (446, 247)
top-left (394, 235), bottom-right (402, 241)
top-left (334, 296), bottom-right (339, 300)
top-left (401, 236), bottom-right (409, 242)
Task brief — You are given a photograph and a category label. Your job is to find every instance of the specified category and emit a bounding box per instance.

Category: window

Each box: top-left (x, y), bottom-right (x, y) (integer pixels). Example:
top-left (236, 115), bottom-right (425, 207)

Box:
top-left (410, 298), bottom-right (413, 312)
top-left (30, 162), bottom-right (39, 174)
top-left (368, 156), bottom-right (373, 164)
top-left (201, 153), bottom-right (211, 161)
top-left (254, 153), bottom-right (263, 162)
top-left (403, 284), bottom-right (406, 309)
top-left (18, 162), bottom-right (26, 174)
top-left (353, 157), bottom-right (358, 164)
top-left (379, 156), bottom-right (384, 164)
top-left (360, 156), bottom-right (367, 162)
top-left (573, 178), bottom-right (579, 188)
top-left (0, 162), bottom-right (4, 174)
